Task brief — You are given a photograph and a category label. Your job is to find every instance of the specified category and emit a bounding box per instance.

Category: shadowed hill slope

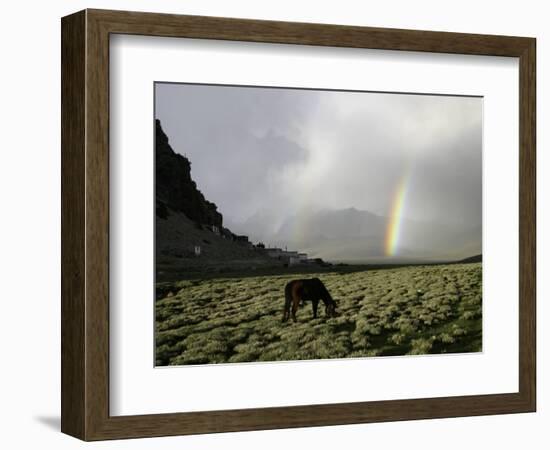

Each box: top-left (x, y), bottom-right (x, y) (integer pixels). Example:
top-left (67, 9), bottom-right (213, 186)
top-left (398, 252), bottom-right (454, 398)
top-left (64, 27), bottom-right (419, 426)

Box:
top-left (155, 119), bottom-right (279, 278)
top-left (156, 119), bottom-right (222, 228)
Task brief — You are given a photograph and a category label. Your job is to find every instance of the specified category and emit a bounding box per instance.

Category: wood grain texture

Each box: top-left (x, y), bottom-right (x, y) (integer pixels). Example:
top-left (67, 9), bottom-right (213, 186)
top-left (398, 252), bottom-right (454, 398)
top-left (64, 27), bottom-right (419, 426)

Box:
top-left (88, 8), bottom-right (532, 56)
top-left (61, 10), bottom-right (86, 439)
top-left (518, 39), bottom-right (536, 409)
top-left (60, 9), bottom-right (537, 441)
top-left (84, 10), bottom-right (111, 439)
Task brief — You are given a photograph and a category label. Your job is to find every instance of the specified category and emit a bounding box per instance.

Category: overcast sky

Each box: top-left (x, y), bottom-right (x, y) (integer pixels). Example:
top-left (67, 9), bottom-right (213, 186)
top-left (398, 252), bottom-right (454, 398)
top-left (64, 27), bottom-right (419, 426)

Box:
top-left (155, 83), bottom-right (482, 234)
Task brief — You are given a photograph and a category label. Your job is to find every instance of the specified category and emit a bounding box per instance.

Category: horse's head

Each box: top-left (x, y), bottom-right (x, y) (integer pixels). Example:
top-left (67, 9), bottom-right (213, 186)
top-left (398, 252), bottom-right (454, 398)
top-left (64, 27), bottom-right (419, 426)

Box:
top-left (326, 300), bottom-right (339, 318)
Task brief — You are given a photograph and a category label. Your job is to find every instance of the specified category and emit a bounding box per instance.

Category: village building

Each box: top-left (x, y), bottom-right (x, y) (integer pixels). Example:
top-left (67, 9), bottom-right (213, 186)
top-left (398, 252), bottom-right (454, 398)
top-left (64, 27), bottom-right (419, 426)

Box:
top-left (266, 248), bottom-right (284, 258)
top-left (265, 246), bottom-right (309, 265)
top-left (235, 235), bottom-right (249, 244)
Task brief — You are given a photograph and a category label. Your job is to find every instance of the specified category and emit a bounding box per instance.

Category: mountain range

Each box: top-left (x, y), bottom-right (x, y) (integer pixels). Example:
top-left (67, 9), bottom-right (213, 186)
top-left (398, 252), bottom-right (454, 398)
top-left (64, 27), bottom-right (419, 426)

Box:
top-left (227, 207), bottom-right (481, 263)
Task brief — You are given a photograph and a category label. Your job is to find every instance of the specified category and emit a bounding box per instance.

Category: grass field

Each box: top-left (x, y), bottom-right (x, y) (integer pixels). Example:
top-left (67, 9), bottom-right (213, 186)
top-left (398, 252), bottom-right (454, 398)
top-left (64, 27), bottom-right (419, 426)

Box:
top-left (155, 263), bottom-right (482, 365)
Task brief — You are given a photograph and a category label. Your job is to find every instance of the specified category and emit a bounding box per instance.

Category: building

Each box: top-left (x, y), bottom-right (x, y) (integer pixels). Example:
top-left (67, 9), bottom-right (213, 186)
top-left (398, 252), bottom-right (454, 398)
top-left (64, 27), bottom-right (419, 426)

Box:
top-left (266, 247), bottom-right (308, 265)
top-left (266, 248), bottom-right (284, 258)
top-left (289, 256), bottom-right (302, 266)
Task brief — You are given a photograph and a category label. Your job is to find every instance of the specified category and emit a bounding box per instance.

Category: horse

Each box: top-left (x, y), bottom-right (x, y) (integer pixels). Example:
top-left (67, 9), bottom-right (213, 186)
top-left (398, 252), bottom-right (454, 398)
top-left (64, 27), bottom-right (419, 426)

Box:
top-left (282, 277), bottom-right (338, 323)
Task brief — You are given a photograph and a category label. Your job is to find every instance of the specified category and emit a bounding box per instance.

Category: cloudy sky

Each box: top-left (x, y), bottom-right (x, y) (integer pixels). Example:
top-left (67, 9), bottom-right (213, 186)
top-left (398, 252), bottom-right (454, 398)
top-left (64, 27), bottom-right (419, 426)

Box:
top-left (155, 82), bottom-right (482, 260)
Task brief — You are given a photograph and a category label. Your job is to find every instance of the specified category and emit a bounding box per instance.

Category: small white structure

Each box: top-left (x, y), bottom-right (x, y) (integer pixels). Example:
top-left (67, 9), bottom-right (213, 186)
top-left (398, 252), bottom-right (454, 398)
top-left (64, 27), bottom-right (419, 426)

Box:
top-left (267, 247), bottom-right (308, 264)
top-left (194, 245), bottom-right (201, 256)
top-left (289, 256), bottom-right (301, 266)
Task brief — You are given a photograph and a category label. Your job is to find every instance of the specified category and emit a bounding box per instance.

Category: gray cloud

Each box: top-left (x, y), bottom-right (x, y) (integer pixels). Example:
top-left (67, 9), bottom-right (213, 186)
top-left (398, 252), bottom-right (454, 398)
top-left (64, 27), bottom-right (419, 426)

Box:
top-left (155, 83), bottom-right (482, 261)
top-left (155, 84), bottom-right (316, 221)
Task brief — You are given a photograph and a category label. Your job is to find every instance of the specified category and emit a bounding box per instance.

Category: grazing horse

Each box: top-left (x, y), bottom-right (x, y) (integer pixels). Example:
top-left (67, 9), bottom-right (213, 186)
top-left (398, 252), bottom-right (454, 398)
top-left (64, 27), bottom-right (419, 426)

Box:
top-left (282, 278), bottom-right (338, 323)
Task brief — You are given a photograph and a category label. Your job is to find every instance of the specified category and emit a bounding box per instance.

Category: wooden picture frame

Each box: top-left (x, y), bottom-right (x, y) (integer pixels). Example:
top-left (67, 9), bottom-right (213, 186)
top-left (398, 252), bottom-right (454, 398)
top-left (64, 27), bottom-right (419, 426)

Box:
top-left (61, 9), bottom-right (536, 441)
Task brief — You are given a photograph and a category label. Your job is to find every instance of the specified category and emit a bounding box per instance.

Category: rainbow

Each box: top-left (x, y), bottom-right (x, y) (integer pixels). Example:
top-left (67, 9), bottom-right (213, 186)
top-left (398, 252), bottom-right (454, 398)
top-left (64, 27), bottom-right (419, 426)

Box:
top-left (384, 172), bottom-right (410, 257)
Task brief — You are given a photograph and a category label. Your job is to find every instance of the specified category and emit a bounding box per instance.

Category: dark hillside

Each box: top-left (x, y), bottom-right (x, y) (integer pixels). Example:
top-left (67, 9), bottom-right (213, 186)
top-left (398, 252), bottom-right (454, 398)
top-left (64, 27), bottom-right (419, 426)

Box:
top-left (155, 119), bottom-right (278, 279)
top-left (155, 119), bottom-right (222, 228)
top-left (457, 254), bottom-right (482, 264)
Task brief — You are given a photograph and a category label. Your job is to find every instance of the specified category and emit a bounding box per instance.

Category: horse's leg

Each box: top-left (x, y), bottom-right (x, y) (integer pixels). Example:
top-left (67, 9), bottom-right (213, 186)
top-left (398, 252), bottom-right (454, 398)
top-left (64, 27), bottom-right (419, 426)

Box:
top-left (312, 299), bottom-right (319, 319)
top-left (291, 296), bottom-right (300, 322)
top-left (282, 305), bottom-right (289, 323)
top-left (282, 284), bottom-right (292, 322)
top-left (282, 296), bottom-right (291, 323)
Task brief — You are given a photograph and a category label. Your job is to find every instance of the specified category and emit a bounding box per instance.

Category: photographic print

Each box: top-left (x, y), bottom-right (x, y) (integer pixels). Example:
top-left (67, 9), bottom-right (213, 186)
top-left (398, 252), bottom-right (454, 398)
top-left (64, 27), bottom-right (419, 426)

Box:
top-left (154, 83), bottom-right (482, 366)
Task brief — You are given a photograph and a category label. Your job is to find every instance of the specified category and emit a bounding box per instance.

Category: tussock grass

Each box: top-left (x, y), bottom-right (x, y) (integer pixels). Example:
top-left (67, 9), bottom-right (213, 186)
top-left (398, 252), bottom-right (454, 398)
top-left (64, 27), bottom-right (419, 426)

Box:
top-left (156, 263), bottom-right (482, 365)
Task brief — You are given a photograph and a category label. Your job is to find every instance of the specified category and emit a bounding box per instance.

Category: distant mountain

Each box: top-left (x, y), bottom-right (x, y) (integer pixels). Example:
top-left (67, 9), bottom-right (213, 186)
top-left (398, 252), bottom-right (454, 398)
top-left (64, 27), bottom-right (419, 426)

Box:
top-left (231, 207), bottom-right (482, 263)
top-left (276, 207), bottom-right (386, 243)
top-left (456, 254), bottom-right (482, 264)
top-left (225, 209), bottom-right (283, 245)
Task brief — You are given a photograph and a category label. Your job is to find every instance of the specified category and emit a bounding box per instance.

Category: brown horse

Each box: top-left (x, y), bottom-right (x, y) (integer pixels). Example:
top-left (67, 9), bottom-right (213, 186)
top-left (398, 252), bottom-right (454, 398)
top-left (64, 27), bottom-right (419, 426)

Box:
top-left (282, 278), bottom-right (338, 323)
